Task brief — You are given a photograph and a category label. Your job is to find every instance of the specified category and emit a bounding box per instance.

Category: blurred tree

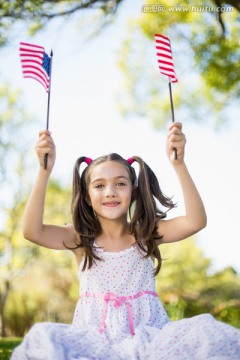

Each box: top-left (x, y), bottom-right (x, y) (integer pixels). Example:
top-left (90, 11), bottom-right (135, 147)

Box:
top-left (157, 239), bottom-right (240, 328)
top-left (0, 0), bottom-right (124, 46)
top-left (0, 85), bottom-right (74, 336)
top-left (0, 153), bottom-right (31, 337)
top-left (0, 0), bottom-right (239, 128)
top-left (0, 0), bottom-right (239, 46)
top-left (5, 254), bottom-right (77, 337)
top-left (0, 84), bottom-right (34, 336)
top-left (117, 0), bottom-right (240, 128)
top-left (1, 178), bottom-right (73, 336)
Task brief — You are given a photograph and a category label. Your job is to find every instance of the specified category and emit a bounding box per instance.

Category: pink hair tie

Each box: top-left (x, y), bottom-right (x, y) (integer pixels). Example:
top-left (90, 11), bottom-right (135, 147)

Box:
top-left (127, 157), bottom-right (135, 165)
top-left (85, 157), bottom-right (92, 165)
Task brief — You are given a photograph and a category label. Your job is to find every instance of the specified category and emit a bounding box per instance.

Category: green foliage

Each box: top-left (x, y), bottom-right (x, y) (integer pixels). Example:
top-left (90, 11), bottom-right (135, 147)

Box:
top-left (0, 80), bottom-right (76, 337)
top-left (1, 175), bottom-right (74, 336)
top-left (118, 0), bottom-right (240, 128)
top-left (157, 239), bottom-right (240, 328)
top-left (190, 11), bottom-right (240, 97)
top-left (6, 256), bottom-right (77, 336)
top-left (0, 0), bottom-right (124, 46)
top-left (0, 338), bottom-right (21, 360)
top-left (143, 1), bottom-right (240, 96)
top-left (44, 180), bottom-right (72, 224)
top-left (0, 82), bottom-right (39, 336)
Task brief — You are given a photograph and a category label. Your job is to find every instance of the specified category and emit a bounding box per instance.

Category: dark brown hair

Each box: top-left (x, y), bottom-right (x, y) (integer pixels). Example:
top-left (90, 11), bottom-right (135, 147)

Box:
top-left (70, 153), bottom-right (175, 275)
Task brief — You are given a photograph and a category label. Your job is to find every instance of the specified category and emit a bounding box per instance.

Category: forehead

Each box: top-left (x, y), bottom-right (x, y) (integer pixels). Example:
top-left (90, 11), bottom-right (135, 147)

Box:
top-left (89, 161), bottom-right (130, 182)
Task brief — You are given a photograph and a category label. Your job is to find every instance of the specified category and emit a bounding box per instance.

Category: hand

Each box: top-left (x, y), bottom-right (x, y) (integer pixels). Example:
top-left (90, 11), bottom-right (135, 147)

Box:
top-left (35, 130), bottom-right (56, 172)
top-left (166, 122), bottom-right (186, 165)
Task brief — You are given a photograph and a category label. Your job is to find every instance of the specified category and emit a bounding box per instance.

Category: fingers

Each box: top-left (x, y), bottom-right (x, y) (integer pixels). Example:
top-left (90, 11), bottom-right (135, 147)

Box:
top-left (39, 129), bottom-right (52, 137)
top-left (167, 122), bottom-right (186, 162)
top-left (35, 130), bottom-right (55, 155)
top-left (35, 130), bottom-right (56, 170)
top-left (168, 121), bottom-right (182, 132)
top-left (168, 122), bottom-right (185, 143)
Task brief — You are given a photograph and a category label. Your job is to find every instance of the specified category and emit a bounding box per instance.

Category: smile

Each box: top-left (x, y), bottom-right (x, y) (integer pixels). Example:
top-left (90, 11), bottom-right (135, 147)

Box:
top-left (103, 202), bottom-right (120, 207)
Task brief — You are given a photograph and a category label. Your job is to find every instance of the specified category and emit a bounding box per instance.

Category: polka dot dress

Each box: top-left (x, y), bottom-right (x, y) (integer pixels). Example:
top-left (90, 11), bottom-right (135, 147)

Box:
top-left (11, 244), bottom-right (240, 359)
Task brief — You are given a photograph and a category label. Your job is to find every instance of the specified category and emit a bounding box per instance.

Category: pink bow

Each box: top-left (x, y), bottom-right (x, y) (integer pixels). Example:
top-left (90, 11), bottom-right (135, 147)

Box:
top-left (100, 292), bottom-right (135, 336)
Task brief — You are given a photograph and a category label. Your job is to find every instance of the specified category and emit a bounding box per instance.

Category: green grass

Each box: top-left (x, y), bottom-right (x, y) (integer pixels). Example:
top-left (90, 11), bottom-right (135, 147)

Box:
top-left (0, 338), bottom-right (22, 360)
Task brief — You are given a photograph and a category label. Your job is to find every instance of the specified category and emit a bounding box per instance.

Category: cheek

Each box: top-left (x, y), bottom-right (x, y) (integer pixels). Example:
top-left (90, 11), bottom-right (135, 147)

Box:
top-left (88, 190), bottom-right (100, 204)
top-left (124, 189), bottom-right (133, 204)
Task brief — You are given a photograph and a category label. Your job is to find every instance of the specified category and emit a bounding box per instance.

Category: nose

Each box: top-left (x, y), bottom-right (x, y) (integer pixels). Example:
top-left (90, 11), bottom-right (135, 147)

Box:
top-left (106, 185), bottom-right (117, 197)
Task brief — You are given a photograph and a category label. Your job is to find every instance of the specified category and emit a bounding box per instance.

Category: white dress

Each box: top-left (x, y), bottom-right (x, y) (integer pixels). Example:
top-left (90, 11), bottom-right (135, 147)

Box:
top-left (12, 243), bottom-right (240, 359)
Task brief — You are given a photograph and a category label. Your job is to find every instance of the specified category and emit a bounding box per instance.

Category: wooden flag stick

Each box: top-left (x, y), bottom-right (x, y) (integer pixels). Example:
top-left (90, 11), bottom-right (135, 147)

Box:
top-left (44, 49), bottom-right (53, 170)
top-left (168, 77), bottom-right (177, 160)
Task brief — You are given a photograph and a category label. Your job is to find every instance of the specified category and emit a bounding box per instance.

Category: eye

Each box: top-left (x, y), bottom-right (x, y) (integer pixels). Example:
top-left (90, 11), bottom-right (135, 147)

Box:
top-left (116, 182), bottom-right (126, 187)
top-left (95, 184), bottom-right (104, 189)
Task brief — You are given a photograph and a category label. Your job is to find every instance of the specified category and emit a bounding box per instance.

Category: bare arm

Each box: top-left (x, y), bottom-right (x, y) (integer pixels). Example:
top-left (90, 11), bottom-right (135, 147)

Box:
top-left (22, 130), bottom-right (78, 250)
top-left (157, 123), bottom-right (207, 244)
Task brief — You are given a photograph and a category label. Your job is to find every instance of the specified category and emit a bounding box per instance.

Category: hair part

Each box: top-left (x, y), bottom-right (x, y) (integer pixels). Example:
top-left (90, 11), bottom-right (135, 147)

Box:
top-left (69, 153), bottom-right (175, 275)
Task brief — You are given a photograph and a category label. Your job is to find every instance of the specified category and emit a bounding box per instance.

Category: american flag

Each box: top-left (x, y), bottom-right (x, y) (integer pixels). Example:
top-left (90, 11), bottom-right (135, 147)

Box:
top-left (19, 42), bottom-right (51, 92)
top-left (154, 34), bottom-right (178, 83)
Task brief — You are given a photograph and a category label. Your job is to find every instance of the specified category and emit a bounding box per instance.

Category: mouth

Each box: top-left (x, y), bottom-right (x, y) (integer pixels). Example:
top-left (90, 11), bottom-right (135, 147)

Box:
top-left (103, 202), bottom-right (120, 207)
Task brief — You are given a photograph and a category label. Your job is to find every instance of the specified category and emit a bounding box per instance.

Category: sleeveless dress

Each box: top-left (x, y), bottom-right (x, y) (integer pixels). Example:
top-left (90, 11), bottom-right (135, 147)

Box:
top-left (11, 243), bottom-right (240, 359)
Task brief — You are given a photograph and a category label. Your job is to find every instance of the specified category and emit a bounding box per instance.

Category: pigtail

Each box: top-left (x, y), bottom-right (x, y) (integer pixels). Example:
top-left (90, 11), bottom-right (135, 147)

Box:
top-left (70, 157), bottom-right (102, 271)
top-left (129, 156), bottom-right (175, 275)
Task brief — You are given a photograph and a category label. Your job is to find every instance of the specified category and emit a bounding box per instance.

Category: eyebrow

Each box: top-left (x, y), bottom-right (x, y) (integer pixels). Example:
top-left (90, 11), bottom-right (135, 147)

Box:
top-left (91, 176), bottom-right (130, 184)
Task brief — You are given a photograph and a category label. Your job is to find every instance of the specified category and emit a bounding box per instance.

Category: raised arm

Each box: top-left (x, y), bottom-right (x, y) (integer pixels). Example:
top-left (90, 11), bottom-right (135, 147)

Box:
top-left (157, 122), bottom-right (207, 244)
top-left (22, 130), bottom-right (78, 250)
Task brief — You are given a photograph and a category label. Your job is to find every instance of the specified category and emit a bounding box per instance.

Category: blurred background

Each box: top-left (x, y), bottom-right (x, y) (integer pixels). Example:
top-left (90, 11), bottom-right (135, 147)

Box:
top-left (0, 0), bottom-right (240, 339)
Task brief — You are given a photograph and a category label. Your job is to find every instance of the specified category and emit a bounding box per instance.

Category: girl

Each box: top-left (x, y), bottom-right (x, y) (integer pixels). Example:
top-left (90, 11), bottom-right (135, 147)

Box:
top-left (12, 123), bottom-right (240, 359)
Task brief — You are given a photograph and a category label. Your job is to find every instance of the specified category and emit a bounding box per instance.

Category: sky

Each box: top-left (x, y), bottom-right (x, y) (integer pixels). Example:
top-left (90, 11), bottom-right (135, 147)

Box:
top-left (1, 0), bottom-right (240, 273)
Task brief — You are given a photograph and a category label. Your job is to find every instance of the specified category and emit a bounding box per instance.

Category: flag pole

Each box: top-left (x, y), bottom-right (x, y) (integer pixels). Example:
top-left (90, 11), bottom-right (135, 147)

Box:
top-left (168, 77), bottom-right (175, 122)
top-left (44, 49), bottom-right (53, 170)
top-left (168, 77), bottom-right (177, 160)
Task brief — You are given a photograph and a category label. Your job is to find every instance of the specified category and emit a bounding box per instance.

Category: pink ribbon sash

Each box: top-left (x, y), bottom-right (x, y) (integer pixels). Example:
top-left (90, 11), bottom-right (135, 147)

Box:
top-left (80, 290), bottom-right (158, 336)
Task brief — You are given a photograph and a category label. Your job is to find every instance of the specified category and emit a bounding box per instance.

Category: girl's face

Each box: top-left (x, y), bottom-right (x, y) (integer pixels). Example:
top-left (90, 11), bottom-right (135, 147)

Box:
top-left (87, 161), bottom-right (132, 222)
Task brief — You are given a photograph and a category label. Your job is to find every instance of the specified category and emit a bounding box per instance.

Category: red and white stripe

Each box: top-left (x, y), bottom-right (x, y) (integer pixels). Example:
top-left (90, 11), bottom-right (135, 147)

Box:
top-left (154, 34), bottom-right (178, 83)
top-left (19, 42), bottom-right (49, 92)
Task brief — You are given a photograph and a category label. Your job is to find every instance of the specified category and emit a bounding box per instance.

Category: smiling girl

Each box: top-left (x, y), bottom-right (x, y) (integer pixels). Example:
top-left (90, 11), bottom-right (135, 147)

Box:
top-left (12, 123), bottom-right (240, 359)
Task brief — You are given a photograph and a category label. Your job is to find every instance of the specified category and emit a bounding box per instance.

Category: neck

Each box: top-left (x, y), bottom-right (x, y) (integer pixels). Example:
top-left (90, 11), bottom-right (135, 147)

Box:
top-left (97, 217), bottom-right (129, 241)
